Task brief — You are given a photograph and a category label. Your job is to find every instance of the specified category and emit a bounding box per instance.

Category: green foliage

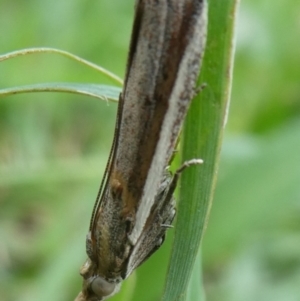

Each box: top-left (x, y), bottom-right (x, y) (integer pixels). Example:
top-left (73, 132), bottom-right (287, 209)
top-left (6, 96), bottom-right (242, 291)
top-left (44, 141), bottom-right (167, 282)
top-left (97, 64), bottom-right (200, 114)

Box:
top-left (0, 1), bottom-right (299, 301)
top-left (162, 1), bottom-right (237, 300)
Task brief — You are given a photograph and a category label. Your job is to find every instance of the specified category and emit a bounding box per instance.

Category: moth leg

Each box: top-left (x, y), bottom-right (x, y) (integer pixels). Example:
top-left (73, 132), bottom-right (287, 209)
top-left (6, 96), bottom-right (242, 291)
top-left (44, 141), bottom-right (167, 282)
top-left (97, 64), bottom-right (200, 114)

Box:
top-left (165, 158), bottom-right (203, 202)
top-left (193, 83), bottom-right (207, 98)
top-left (175, 158), bottom-right (203, 174)
top-left (124, 160), bottom-right (202, 277)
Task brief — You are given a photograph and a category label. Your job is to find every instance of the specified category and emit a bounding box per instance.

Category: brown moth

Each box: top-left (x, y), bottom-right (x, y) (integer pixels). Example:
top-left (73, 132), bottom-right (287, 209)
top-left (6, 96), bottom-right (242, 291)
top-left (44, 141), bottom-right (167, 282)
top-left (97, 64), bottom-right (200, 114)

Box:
top-left (75, 0), bottom-right (207, 300)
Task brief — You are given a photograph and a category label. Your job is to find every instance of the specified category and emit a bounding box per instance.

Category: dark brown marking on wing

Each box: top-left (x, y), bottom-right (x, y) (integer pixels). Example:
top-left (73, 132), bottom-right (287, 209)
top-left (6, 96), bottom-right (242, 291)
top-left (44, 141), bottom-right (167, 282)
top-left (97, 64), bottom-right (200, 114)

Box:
top-left (123, 0), bottom-right (145, 90)
top-left (120, 1), bottom-right (202, 208)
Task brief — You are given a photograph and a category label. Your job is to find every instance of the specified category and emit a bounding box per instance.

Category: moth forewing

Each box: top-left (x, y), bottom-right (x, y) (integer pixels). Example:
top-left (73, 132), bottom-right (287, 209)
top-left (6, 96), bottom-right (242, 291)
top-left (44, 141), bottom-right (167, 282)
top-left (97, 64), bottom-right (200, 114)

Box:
top-left (128, 0), bottom-right (208, 244)
top-left (125, 171), bottom-right (176, 276)
top-left (76, 1), bottom-right (207, 300)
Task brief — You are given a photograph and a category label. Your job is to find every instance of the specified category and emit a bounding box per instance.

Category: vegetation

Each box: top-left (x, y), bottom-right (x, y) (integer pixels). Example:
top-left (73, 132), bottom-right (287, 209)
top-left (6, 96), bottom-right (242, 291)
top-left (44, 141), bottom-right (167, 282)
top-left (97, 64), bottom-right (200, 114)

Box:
top-left (0, 1), bottom-right (299, 301)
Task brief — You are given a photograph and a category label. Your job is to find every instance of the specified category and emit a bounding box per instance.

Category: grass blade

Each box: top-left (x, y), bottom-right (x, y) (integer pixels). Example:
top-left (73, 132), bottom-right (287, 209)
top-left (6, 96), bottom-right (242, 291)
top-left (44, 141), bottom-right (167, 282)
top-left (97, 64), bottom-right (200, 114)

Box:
top-left (186, 249), bottom-right (205, 301)
top-left (0, 47), bottom-right (123, 85)
top-left (162, 1), bottom-right (239, 300)
top-left (0, 83), bottom-right (121, 102)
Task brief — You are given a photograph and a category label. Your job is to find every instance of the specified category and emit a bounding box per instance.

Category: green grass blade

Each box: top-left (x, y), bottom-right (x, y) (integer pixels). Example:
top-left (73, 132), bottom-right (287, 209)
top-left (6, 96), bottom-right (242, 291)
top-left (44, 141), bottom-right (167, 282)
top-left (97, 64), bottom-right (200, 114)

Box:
top-left (0, 83), bottom-right (121, 102)
top-left (186, 249), bottom-right (205, 301)
top-left (0, 47), bottom-right (123, 85)
top-left (162, 1), bottom-right (239, 300)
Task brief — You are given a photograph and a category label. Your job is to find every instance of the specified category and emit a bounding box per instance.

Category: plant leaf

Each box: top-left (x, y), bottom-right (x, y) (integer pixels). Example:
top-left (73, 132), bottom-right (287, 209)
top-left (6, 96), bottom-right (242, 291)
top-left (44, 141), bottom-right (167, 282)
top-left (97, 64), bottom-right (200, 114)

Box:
top-left (0, 83), bottom-right (121, 102)
top-left (186, 250), bottom-right (205, 301)
top-left (162, 0), bottom-right (239, 300)
top-left (0, 47), bottom-right (123, 85)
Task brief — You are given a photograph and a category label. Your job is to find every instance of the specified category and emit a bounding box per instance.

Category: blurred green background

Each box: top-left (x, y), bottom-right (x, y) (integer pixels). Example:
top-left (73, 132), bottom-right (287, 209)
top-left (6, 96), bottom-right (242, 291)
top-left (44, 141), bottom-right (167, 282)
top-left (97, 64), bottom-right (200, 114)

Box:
top-left (0, 1), bottom-right (299, 301)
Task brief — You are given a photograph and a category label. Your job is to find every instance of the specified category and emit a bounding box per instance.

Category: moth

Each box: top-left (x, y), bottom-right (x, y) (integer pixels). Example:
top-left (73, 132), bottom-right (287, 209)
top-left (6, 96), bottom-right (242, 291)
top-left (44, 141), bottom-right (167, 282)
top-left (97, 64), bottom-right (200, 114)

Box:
top-left (75, 0), bottom-right (207, 300)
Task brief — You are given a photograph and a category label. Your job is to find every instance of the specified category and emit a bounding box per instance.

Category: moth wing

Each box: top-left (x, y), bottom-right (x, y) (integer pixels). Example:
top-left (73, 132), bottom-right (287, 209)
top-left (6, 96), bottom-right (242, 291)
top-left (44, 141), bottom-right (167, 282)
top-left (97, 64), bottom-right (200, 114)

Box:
top-left (123, 173), bottom-right (176, 278)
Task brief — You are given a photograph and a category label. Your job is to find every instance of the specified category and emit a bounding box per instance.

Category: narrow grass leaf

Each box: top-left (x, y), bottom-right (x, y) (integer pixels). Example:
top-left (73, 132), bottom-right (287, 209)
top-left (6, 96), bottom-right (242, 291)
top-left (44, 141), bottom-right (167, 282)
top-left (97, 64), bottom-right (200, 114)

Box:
top-left (162, 1), bottom-right (239, 300)
top-left (0, 47), bottom-right (123, 85)
top-left (0, 83), bottom-right (121, 102)
top-left (186, 250), bottom-right (205, 301)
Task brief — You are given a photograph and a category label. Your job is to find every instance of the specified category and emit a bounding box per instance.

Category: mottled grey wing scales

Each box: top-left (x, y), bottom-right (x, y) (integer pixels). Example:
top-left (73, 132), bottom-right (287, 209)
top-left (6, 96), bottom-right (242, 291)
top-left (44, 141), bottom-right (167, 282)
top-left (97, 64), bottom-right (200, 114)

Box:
top-left (124, 172), bottom-right (176, 278)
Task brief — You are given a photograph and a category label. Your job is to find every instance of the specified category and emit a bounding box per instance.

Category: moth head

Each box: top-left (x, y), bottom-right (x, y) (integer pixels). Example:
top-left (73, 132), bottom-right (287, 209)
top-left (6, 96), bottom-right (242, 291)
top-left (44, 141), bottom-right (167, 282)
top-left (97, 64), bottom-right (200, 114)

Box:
top-left (90, 276), bottom-right (120, 300)
top-left (78, 260), bottom-right (121, 301)
top-left (76, 275), bottom-right (121, 301)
